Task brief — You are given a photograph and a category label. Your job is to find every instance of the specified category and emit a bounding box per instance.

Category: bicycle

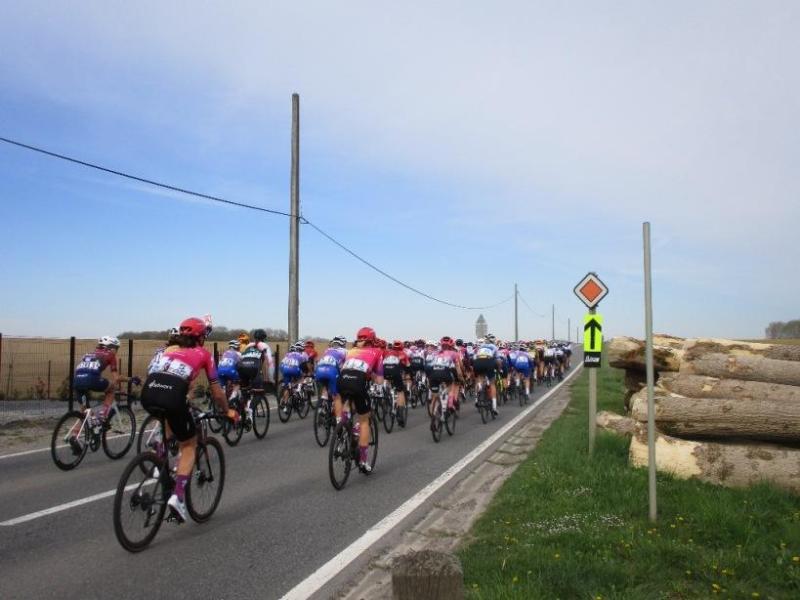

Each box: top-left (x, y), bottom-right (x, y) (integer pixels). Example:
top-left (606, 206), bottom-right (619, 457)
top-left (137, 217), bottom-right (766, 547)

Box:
top-left (475, 377), bottom-right (497, 424)
top-left (313, 391), bottom-right (335, 447)
top-left (278, 378), bottom-right (312, 422)
top-left (328, 411), bottom-right (379, 490)
top-left (51, 390), bottom-right (136, 471)
top-left (113, 408), bottom-right (227, 552)
top-left (221, 384), bottom-right (271, 446)
top-left (429, 381), bottom-right (458, 443)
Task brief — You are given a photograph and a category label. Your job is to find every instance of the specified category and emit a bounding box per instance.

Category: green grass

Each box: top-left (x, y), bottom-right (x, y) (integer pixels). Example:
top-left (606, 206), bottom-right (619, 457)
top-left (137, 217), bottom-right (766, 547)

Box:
top-left (458, 367), bottom-right (800, 599)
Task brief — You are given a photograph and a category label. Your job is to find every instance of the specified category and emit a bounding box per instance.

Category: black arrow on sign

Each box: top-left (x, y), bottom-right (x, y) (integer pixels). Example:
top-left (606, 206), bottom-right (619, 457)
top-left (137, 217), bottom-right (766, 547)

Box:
top-left (584, 317), bottom-right (602, 349)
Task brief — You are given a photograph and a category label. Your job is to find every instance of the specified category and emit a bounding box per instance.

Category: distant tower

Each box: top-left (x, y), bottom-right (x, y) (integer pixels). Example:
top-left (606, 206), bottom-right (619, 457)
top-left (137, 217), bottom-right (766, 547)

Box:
top-left (475, 314), bottom-right (488, 338)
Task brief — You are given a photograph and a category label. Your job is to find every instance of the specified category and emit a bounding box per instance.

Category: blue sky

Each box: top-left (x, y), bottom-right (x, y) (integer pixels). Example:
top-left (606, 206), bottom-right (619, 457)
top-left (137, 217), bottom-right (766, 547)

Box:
top-left (1, 1), bottom-right (798, 342)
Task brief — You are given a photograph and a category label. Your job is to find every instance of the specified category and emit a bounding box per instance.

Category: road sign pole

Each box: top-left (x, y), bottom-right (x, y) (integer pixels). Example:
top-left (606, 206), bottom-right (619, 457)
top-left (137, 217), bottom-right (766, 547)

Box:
top-left (643, 221), bottom-right (657, 521)
top-left (588, 307), bottom-right (597, 456)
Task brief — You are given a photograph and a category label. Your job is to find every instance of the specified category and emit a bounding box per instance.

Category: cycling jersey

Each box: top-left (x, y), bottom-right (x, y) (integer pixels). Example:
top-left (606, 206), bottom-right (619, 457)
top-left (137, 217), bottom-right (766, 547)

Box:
top-left (217, 349), bottom-right (241, 387)
top-left (142, 345), bottom-right (218, 441)
top-left (473, 343), bottom-right (498, 378)
top-left (74, 348), bottom-right (117, 392)
top-left (409, 347), bottom-right (426, 370)
top-left (280, 351), bottom-right (308, 382)
top-left (315, 347), bottom-right (346, 396)
top-left (514, 352), bottom-right (532, 376)
top-left (340, 346), bottom-right (384, 415)
top-left (382, 349), bottom-right (410, 390)
top-left (239, 341), bottom-right (273, 384)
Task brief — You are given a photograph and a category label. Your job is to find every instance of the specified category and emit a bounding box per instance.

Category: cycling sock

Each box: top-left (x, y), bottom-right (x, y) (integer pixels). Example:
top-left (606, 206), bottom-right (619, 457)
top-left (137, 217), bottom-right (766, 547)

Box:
top-left (174, 474), bottom-right (189, 502)
top-left (492, 397), bottom-right (497, 411)
top-left (359, 446), bottom-right (368, 463)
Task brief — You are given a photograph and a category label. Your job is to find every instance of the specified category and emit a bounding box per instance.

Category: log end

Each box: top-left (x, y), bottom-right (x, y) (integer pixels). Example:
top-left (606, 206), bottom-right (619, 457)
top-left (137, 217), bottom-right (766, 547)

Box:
top-left (392, 550), bottom-right (464, 600)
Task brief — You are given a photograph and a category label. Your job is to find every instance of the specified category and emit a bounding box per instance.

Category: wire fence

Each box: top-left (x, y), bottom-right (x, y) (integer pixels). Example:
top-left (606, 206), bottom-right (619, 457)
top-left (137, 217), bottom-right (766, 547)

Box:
top-left (0, 334), bottom-right (292, 421)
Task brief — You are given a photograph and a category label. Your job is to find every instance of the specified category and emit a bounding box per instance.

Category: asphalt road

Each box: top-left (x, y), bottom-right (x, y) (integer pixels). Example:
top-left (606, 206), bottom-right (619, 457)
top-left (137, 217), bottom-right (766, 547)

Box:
top-left (0, 355), bottom-right (581, 600)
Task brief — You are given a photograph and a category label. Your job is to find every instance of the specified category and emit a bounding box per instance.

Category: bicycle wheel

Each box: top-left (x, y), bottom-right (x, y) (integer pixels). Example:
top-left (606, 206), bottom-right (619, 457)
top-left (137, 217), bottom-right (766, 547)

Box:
top-left (430, 403), bottom-right (443, 443)
top-left (222, 409), bottom-right (244, 446)
top-left (51, 411), bottom-right (89, 470)
top-left (252, 395), bottom-right (270, 439)
top-left (383, 399), bottom-right (395, 434)
top-left (314, 399), bottom-right (332, 447)
top-left (366, 415), bottom-right (379, 472)
top-left (297, 392), bottom-right (311, 419)
top-left (113, 451), bottom-right (167, 552)
top-left (328, 422), bottom-right (352, 490)
top-left (207, 394), bottom-right (224, 433)
top-left (397, 403), bottom-right (408, 428)
top-left (445, 405), bottom-right (456, 436)
top-left (103, 405), bottom-right (136, 460)
top-left (136, 414), bottom-right (161, 455)
top-left (186, 437), bottom-right (226, 523)
top-left (278, 394), bottom-right (292, 423)
top-left (373, 395), bottom-right (385, 423)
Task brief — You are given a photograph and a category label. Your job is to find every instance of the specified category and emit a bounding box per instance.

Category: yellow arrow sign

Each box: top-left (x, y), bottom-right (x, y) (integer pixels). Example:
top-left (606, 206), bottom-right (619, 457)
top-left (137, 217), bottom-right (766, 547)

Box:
top-left (584, 313), bottom-right (603, 353)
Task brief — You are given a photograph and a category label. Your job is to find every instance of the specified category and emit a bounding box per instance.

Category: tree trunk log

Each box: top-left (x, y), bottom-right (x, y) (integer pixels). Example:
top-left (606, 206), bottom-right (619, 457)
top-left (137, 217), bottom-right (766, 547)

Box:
top-left (659, 373), bottom-right (800, 404)
top-left (392, 550), bottom-right (464, 600)
top-left (683, 338), bottom-right (800, 362)
top-left (629, 388), bottom-right (800, 442)
top-left (607, 336), bottom-right (684, 372)
top-left (681, 353), bottom-right (800, 387)
top-left (597, 410), bottom-right (636, 436)
top-left (628, 426), bottom-right (800, 494)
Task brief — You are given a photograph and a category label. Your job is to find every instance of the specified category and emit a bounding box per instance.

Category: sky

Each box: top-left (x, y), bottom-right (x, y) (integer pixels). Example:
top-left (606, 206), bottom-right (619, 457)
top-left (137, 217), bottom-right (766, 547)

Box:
top-left (1, 1), bottom-right (798, 342)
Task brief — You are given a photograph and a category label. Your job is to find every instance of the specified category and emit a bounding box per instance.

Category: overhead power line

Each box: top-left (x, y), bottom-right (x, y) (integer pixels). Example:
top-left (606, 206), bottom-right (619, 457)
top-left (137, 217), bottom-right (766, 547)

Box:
top-left (1, 134), bottom-right (512, 310)
top-left (0, 135), bottom-right (298, 219)
top-left (518, 290), bottom-right (546, 317)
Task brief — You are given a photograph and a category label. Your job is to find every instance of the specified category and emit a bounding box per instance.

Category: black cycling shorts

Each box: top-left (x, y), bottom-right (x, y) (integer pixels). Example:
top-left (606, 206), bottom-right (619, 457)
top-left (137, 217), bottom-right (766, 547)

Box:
top-left (383, 365), bottom-right (405, 391)
top-left (338, 370), bottom-right (371, 415)
top-left (429, 367), bottom-right (454, 392)
top-left (140, 372), bottom-right (195, 442)
top-left (237, 358), bottom-right (263, 387)
top-left (473, 357), bottom-right (496, 380)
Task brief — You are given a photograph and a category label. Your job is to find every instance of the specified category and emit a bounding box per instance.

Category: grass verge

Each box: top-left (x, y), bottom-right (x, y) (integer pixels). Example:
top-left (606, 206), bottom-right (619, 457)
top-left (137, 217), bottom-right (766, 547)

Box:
top-left (458, 366), bottom-right (800, 599)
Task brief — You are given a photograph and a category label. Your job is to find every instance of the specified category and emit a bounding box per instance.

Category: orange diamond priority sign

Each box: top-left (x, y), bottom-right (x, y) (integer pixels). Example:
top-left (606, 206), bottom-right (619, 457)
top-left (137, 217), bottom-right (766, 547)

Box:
top-left (574, 272), bottom-right (609, 309)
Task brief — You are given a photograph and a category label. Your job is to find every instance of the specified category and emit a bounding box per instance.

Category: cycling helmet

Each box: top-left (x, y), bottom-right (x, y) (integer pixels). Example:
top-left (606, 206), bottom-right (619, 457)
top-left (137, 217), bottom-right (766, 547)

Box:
top-left (238, 332), bottom-right (250, 344)
top-left (477, 337), bottom-right (486, 345)
top-left (356, 327), bottom-right (376, 342)
top-left (455, 338), bottom-right (464, 347)
top-left (486, 333), bottom-right (496, 342)
top-left (331, 335), bottom-right (347, 347)
top-left (179, 317), bottom-right (207, 338)
top-left (392, 340), bottom-right (403, 350)
top-left (253, 329), bottom-right (267, 342)
top-left (228, 340), bottom-right (239, 349)
top-left (291, 342), bottom-right (304, 352)
top-left (98, 335), bottom-right (120, 349)
top-left (440, 336), bottom-right (454, 348)
top-left (168, 327), bottom-right (179, 337)
top-left (426, 339), bottom-right (436, 347)
top-left (377, 338), bottom-right (387, 350)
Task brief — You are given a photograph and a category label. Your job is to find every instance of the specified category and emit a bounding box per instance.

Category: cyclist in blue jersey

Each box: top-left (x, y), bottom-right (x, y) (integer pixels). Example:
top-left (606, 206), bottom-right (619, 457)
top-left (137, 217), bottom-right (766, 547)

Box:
top-left (315, 336), bottom-right (347, 416)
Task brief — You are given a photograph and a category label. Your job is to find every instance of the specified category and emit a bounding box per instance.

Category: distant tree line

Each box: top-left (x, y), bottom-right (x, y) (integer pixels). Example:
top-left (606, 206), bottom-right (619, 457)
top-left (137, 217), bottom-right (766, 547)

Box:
top-left (118, 326), bottom-right (290, 342)
top-left (764, 320), bottom-right (800, 339)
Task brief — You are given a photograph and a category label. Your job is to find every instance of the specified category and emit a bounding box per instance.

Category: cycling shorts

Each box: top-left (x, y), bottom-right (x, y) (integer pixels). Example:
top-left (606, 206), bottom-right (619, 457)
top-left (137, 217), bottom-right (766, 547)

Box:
top-left (280, 365), bottom-right (303, 382)
top-left (429, 366), bottom-right (455, 392)
top-left (315, 365), bottom-right (339, 396)
top-left (409, 357), bottom-right (425, 371)
top-left (73, 373), bottom-right (109, 394)
top-left (473, 357), bottom-right (496, 379)
top-left (338, 369), bottom-right (370, 415)
top-left (237, 357), bottom-right (263, 386)
top-left (217, 366), bottom-right (239, 388)
top-left (140, 372), bottom-right (195, 442)
top-left (515, 362), bottom-right (532, 377)
top-left (544, 356), bottom-right (555, 365)
top-left (383, 364), bottom-right (405, 390)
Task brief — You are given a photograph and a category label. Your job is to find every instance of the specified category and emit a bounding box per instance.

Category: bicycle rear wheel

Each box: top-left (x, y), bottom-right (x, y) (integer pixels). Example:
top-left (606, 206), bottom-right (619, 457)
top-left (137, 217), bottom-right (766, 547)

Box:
top-left (431, 402), bottom-right (443, 443)
top-left (278, 394), bottom-right (292, 423)
top-left (51, 411), bottom-right (89, 470)
top-left (103, 405), bottom-right (136, 459)
top-left (222, 407), bottom-right (244, 446)
top-left (314, 399), bottom-right (332, 447)
top-left (328, 422), bottom-right (352, 490)
top-left (186, 437), bottom-right (226, 523)
top-left (445, 406), bottom-right (456, 436)
top-left (383, 399), bottom-right (395, 434)
top-left (113, 451), bottom-right (167, 552)
top-left (252, 395), bottom-right (270, 439)
top-left (397, 403), bottom-right (408, 428)
top-left (366, 415), bottom-right (379, 472)
top-left (297, 392), bottom-right (311, 419)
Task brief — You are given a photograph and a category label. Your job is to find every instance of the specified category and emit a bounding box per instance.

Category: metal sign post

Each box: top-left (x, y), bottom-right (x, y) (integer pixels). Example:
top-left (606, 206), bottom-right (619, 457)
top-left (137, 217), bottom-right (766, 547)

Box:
top-left (643, 222), bottom-right (657, 521)
top-left (574, 272), bottom-right (609, 457)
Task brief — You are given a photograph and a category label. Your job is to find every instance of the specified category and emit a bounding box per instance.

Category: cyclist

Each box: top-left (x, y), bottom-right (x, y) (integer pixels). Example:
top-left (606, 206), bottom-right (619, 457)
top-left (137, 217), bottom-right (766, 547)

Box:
top-left (238, 329), bottom-right (274, 390)
top-left (278, 341), bottom-right (308, 415)
top-left (382, 340), bottom-right (410, 426)
top-left (543, 342), bottom-right (556, 380)
top-left (473, 337), bottom-right (499, 417)
top-left (141, 317), bottom-right (237, 522)
top-left (73, 336), bottom-right (136, 424)
top-left (562, 342), bottom-right (572, 370)
top-left (237, 332), bottom-right (250, 353)
top-left (304, 339), bottom-right (319, 371)
top-left (316, 336), bottom-right (347, 416)
top-left (339, 326), bottom-right (384, 473)
top-left (513, 342), bottom-right (534, 401)
top-left (429, 336), bottom-right (463, 417)
top-left (534, 339), bottom-right (546, 383)
top-left (554, 343), bottom-right (566, 379)
top-left (217, 340), bottom-right (244, 413)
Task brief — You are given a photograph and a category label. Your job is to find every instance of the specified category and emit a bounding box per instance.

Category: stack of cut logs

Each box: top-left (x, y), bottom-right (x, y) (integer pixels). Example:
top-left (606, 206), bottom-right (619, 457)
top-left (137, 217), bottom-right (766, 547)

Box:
top-left (599, 336), bottom-right (800, 494)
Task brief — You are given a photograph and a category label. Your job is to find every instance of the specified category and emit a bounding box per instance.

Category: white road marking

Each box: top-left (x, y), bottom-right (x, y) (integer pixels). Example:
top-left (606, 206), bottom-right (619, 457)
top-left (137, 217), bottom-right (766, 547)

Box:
top-left (281, 365), bottom-right (583, 600)
top-left (0, 481), bottom-right (150, 526)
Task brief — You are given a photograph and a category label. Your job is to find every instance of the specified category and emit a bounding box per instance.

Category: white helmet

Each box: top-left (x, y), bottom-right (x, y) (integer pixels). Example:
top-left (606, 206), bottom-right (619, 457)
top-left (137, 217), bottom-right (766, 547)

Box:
top-left (98, 335), bottom-right (120, 348)
top-left (477, 337), bottom-right (486, 345)
top-left (331, 336), bottom-right (347, 347)
top-left (426, 339), bottom-right (437, 347)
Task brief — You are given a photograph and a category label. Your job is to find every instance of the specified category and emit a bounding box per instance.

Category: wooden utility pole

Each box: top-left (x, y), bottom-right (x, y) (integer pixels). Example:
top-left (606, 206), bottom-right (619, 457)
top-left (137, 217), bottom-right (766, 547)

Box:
top-left (288, 93), bottom-right (300, 345)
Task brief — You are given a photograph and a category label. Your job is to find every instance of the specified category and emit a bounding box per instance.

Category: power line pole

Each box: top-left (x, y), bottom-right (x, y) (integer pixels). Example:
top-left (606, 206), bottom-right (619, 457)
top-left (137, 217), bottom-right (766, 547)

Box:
top-left (551, 304), bottom-right (555, 341)
top-left (514, 283), bottom-right (519, 341)
top-left (288, 93), bottom-right (300, 345)
top-left (567, 317), bottom-right (570, 343)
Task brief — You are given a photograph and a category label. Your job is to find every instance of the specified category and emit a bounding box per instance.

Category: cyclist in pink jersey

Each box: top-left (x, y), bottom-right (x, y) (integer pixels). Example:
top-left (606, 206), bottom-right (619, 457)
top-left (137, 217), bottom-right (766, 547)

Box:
top-left (338, 326), bottom-right (384, 473)
top-left (141, 316), bottom-right (237, 522)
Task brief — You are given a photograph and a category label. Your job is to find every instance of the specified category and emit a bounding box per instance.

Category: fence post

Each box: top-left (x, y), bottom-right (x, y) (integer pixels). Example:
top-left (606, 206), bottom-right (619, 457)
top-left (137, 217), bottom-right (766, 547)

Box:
top-left (47, 360), bottom-right (52, 399)
top-left (0, 333), bottom-right (3, 396)
top-left (213, 342), bottom-right (219, 366)
top-left (274, 345), bottom-right (280, 391)
top-left (127, 339), bottom-right (134, 401)
top-left (68, 336), bottom-right (76, 412)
